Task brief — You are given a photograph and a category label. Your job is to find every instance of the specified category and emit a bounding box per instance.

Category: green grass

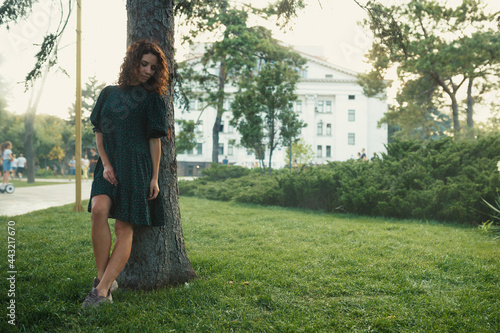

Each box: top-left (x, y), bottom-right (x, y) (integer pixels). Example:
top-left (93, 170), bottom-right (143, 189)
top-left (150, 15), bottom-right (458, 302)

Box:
top-left (6, 180), bottom-right (71, 188)
top-left (1, 197), bottom-right (499, 332)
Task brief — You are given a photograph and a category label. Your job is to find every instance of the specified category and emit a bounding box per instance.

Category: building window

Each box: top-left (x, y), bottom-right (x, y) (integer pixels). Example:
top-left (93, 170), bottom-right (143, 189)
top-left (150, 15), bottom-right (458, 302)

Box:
top-left (317, 122), bottom-right (323, 135)
top-left (295, 100), bottom-right (302, 112)
top-left (326, 145), bottom-right (331, 157)
top-left (189, 99), bottom-right (197, 110)
top-left (348, 95), bottom-right (355, 100)
top-left (348, 109), bottom-right (355, 122)
top-left (228, 144), bottom-right (234, 156)
top-left (317, 145), bottom-right (322, 157)
top-left (219, 120), bottom-right (224, 133)
top-left (348, 133), bottom-right (356, 145)
top-left (196, 120), bottom-right (203, 133)
top-left (218, 143), bottom-right (224, 155)
top-left (227, 98), bottom-right (234, 111)
top-left (300, 68), bottom-right (307, 78)
top-left (196, 143), bottom-right (203, 155)
top-left (228, 122), bottom-right (234, 133)
top-left (198, 98), bottom-right (205, 109)
top-left (325, 101), bottom-right (332, 113)
top-left (326, 123), bottom-right (332, 135)
top-left (316, 100), bottom-right (324, 113)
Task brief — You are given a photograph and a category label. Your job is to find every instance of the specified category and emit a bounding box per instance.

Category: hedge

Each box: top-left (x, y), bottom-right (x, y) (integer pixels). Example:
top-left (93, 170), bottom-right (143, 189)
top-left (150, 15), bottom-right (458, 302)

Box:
top-left (178, 135), bottom-right (500, 224)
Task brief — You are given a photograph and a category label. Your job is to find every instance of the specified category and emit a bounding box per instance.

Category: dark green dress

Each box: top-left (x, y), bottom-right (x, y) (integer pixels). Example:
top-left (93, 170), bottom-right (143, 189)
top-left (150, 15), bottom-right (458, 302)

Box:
top-left (88, 85), bottom-right (167, 227)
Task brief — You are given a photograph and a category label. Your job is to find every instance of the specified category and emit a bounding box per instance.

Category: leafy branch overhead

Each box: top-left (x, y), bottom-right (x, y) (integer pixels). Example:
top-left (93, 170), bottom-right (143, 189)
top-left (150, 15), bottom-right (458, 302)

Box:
top-left (359, 0), bottom-right (500, 139)
top-left (0, 0), bottom-right (73, 89)
top-left (0, 0), bottom-right (37, 27)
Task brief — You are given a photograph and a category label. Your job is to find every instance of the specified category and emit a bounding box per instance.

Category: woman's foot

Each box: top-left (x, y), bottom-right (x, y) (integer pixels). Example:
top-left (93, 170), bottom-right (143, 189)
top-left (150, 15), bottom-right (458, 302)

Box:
top-left (92, 277), bottom-right (118, 292)
top-left (82, 288), bottom-right (112, 308)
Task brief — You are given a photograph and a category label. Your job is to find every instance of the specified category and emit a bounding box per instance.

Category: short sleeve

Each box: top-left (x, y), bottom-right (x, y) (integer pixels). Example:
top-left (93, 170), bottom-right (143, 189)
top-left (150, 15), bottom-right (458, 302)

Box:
top-left (147, 92), bottom-right (168, 139)
top-left (90, 86), bottom-right (111, 133)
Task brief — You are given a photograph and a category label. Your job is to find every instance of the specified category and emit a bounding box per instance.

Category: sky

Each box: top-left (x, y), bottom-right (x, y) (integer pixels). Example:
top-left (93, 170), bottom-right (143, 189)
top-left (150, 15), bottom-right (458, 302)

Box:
top-left (0, 0), bottom-right (499, 121)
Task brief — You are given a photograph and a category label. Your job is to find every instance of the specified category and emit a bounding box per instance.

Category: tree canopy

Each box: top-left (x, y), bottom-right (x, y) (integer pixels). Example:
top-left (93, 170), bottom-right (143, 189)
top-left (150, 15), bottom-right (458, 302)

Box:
top-left (360, 0), bottom-right (500, 139)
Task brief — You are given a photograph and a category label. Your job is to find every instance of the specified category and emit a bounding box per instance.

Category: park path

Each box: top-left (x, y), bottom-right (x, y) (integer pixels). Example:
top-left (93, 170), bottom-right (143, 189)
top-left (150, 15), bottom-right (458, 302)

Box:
top-left (0, 180), bottom-right (93, 217)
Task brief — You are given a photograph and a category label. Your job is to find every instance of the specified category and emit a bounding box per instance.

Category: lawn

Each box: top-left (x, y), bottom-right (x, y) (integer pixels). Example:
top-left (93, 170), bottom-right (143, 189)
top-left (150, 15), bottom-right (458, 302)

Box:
top-left (7, 179), bottom-right (71, 188)
top-left (1, 197), bottom-right (499, 332)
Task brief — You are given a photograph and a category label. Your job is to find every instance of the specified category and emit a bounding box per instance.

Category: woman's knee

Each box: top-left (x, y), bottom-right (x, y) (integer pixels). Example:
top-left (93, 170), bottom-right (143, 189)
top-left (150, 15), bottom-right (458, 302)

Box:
top-left (91, 196), bottom-right (111, 222)
top-left (115, 220), bottom-right (133, 239)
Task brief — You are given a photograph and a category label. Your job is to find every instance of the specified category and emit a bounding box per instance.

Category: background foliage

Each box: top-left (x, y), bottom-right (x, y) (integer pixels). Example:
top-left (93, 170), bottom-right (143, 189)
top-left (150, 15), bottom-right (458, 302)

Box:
top-left (180, 134), bottom-right (500, 224)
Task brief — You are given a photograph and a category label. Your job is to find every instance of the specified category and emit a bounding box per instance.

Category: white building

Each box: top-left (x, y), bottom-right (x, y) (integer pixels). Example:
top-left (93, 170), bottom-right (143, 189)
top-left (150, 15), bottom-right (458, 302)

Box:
top-left (175, 46), bottom-right (388, 177)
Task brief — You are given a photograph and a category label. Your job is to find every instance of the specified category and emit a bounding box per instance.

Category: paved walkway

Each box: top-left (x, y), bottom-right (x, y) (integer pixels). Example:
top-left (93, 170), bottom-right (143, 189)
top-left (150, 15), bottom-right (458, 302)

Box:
top-left (0, 180), bottom-right (93, 217)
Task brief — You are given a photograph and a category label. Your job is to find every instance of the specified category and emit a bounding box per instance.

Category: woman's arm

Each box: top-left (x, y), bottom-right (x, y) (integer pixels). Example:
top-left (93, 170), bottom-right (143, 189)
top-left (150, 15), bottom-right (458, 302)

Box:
top-left (148, 137), bottom-right (161, 200)
top-left (96, 132), bottom-right (118, 186)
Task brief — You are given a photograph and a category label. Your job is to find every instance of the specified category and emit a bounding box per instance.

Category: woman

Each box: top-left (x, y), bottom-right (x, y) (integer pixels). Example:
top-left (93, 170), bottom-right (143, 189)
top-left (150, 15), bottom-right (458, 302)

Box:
top-left (83, 39), bottom-right (169, 308)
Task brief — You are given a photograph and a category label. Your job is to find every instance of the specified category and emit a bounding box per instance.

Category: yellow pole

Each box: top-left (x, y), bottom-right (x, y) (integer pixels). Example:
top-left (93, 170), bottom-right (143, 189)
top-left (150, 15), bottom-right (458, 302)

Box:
top-left (73, 0), bottom-right (84, 212)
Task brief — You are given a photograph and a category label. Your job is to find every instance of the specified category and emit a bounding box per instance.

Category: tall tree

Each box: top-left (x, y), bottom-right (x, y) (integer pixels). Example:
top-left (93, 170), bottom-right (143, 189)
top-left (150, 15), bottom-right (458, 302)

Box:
top-left (176, 3), bottom-right (264, 163)
top-left (232, 32), bottom-right (305, 175)
top-left (119, 0), bottom-right (197, 289)
top-left (0, 0), bottom-right (72, 182)
top-left (359, 0), bottom-right (499, 136)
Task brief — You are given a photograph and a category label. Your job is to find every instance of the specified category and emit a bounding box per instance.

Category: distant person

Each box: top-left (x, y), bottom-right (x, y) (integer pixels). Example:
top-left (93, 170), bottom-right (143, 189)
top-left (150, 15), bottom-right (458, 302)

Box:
top-left (222, 156), bottom-right (228, 165)
top-left (17, 153), bottom-right (27, 180)
top-left (89, 148), bottom-right (99, 178)
top-left (81, 154), bottom-right (90, 180)
top-left (68, 156), bottom-right (76, 181)
top-left (83, 39), bottom-right (169, 308)
top-left (10, 154), bottom-right (17, 180)
top-left (1, 141), bottom-right (14, 189)
top-left (360, 148), bottom-right (366, 160)
top-left (370, 152), bottom-right (378, 162)
top-left (357, 152), bottom-right (362, 160)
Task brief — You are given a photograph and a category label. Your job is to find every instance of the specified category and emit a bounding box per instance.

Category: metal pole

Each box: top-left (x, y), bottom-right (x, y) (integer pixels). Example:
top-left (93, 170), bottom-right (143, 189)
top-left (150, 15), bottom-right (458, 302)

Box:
top-left (73, 0), bottom-right (84, 212)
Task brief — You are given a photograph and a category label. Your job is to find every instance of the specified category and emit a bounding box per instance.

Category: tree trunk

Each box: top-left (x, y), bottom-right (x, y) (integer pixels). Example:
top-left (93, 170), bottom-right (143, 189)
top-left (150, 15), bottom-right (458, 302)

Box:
top-left (24, 63), bottom-right (51, 183)
top-left (24, 109), bottom-right (36, 183)
top-left (466, 77), bottom-right (474, 129)
top-left (212, 115), bottom-right (222, 163)
top-left (212, 62), bottom-right (226, 163)
top-left (450, 94), bottom-right (460, 135)
top-left (119, 0), bottom-right (196, 289)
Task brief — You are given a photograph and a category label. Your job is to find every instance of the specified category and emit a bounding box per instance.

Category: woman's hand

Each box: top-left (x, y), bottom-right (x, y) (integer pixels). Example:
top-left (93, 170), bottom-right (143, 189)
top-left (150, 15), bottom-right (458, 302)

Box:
top-left (103, 165), bottom-right (118, 186)
top-left (148, 179), bottom-right (160, 200)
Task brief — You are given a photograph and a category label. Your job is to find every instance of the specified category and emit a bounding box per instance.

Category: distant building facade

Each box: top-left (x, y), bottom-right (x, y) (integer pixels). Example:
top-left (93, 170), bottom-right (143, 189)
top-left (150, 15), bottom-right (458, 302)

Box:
top-left (175, 45), bottom-right (388, 177)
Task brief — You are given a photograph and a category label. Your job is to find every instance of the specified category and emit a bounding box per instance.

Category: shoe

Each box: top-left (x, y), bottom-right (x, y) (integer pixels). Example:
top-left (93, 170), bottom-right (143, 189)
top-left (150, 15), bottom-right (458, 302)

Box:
top-left (82, 288), bottom-right (112, 308)
top-left (92, 277), bottom-right (118, 292)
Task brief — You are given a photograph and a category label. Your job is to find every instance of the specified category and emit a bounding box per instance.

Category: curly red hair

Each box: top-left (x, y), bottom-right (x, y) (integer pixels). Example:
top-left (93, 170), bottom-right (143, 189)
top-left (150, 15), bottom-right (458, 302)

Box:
top-left (118, 39), bottom-right (169, 95)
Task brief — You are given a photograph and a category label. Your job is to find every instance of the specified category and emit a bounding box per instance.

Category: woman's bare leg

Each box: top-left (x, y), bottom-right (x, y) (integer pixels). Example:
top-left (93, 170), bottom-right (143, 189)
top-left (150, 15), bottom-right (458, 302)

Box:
top-left (90, 195), bottom-right (112, 280)
top-left (96, 219), bottom-right (133, 297)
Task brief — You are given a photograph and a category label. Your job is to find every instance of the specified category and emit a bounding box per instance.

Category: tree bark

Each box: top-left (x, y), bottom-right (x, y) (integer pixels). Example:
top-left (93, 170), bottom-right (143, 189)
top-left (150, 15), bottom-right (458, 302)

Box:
top-left (450, 94), bottom-right (460, 135)
top-left (466, 77), bottom-right (474, 129)
top-left (119, 0), bottom-right (196, 289)
top-left (212, 61), bottom-right (226, 163)
top-left (24, 110), bottom-right (35, 183)
top-left (24, 62), bottom-right (51, 183)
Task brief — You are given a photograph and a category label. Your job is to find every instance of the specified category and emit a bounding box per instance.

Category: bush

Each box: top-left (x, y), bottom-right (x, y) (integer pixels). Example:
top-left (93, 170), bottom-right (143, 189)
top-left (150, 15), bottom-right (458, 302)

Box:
top-left (35, 168), bottom-right (55, 177)
top-left (201, 163), bottom-right (251, 181)
top-left (179, 135), bottom-right (500, 224)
